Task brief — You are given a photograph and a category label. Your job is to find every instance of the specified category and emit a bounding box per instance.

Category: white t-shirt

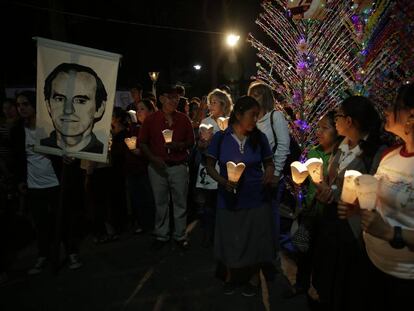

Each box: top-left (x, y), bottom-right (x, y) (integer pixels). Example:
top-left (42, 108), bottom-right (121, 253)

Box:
top-left (196, 116), bottom-right (220, 190)
top-left (364, 145), bottom-right (414, 279)
top-left (25, 128), bottom-right (59, 189)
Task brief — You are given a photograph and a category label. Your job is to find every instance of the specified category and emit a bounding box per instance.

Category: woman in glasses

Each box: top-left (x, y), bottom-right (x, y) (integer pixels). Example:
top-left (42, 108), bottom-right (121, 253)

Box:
top-left (313, 96), bottom-right (387, 310)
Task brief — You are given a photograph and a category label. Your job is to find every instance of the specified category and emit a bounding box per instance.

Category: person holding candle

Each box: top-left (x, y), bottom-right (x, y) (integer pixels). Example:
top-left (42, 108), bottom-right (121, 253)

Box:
top-left (355, 84), bottom-right (414, 309)
top-left (139, 84), bottom-right (195, 250)
top-left (284, 111), bottom-right (342, 300)
top-left (313, 96), bottom-right (387, 310)
top-left (120, 100), bottom-right (156, 234)
top-left (194, 89), bottom-right (233, 248)
top-left (206, 96), bottom-right (275, 296)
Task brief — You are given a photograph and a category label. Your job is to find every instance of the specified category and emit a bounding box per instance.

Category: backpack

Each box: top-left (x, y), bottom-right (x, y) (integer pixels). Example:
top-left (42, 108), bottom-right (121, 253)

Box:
top-left (270, 110), bottom-right (302, 176)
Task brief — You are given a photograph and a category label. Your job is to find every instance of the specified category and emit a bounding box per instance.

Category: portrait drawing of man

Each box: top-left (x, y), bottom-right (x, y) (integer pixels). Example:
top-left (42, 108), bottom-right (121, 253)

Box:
top-left (40, 63), bottom-right (107, 154)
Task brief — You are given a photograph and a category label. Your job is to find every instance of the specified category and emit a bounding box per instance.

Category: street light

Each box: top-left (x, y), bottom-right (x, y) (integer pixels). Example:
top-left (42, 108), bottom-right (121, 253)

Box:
top-left (226, 33), bottom-right (240, 48)
top-left (193, 64), bottom-right (202, 71)
top-left (148, 71), bottom-right (159, 99)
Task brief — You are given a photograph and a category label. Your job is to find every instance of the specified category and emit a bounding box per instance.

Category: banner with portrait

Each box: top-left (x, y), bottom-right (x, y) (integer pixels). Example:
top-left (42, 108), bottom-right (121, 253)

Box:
top-left (34, 37), bottom-right (121, 163)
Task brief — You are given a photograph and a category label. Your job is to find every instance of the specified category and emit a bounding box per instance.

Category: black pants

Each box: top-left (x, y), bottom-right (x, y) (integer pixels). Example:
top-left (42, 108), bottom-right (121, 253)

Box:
top-left (28, 186), bottom-right (79, 257)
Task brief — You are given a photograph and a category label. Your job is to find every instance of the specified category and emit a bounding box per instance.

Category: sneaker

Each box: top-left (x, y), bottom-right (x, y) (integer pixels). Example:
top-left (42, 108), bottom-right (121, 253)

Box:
top-left (68, 254), bottom-right (83, 270)
top-left (28, 257), bottom-right (47, 275)
top-left (223, 282), bottom-right (237, 295)
top-left (241, 283), bottom-right (259, 297)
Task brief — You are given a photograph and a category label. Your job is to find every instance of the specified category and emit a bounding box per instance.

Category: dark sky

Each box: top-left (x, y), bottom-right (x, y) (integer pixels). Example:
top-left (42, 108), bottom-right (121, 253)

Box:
top-left (1, 0), bottom-right (264, 98)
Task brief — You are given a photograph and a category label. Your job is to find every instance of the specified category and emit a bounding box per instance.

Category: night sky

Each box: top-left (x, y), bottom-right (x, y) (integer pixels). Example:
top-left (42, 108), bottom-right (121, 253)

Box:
top-left (2, 0), bottom-right (264, 98)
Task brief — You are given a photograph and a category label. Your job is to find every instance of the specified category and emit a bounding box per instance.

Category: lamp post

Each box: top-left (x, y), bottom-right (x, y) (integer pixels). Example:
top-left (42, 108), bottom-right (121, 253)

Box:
top-left (148, 71), bottom-right (159, 99)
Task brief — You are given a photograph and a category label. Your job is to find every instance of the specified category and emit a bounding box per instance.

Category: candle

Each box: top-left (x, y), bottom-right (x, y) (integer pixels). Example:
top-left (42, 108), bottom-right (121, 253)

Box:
top-left (199, 123), bottom-right (214, 140)
top-left (162, 129), bottom-right (173, 143)
top-left (217, 117), bottom-right (229, 131)
top-left (124, 136), bottom-right (137, 150)
top-left (341, 170), bottom-right (362, 204)
top-left (290, 161), bottom-right (309, 185)
top-left (354, 175), bottom-right (378, 210)
top-left (305, 158), bottom-right (323, 184)
top-left (226, 161), bottom-right (246, 183)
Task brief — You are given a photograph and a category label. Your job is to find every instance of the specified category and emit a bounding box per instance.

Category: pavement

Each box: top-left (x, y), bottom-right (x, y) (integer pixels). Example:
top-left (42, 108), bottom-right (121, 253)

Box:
top-left (0, 221), bottom-right (310, 311)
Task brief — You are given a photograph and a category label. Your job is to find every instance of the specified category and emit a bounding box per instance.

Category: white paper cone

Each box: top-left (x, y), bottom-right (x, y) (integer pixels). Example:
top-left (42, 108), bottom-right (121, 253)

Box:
top-left (124, 136), bottom-right (137, 150)
top-left (199, 123), bottom-right (214, 141)
top-left (217, 117), bottom-right (229, 131)
top-left (162, 129), bottom-right (173, 143)
top-left (341, 170), bottom-right (362, 204)
top-left (305, 158), bottom-right (323, 184)
top-left (290, 161), bottom-right (309, 184)
top-left (127, 110), bottom-right (137, 123)
top-left (354, 175), bottom-right (378, 210)
top-left (226, 161), bottom-right (246, 183)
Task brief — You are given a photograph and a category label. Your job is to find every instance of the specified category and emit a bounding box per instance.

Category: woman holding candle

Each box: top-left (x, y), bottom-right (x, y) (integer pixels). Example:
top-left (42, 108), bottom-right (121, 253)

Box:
top-left (313, 96), bottom-right (386, 310)
top-left (119, 99), bottom-right (156, 233)
top-left (288, 111), bottom-right (342, 300)
top-left (357, 84), bottom-right (414, 309)
top-left (194, 89), bottom-right (233, 247)
top-left (206, 96), bottom-right (275, 296)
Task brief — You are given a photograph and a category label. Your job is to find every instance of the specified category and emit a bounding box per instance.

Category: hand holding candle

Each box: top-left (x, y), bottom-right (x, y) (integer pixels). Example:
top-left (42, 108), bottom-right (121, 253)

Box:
top-left (226, 161), bottom-right (246, 193)
top-left (162, 129), bottom-right (173, 153)
top-left (305, 158), bottom-right (323, 184)
top-left (217, 117), bottom-right (229, 131)
top-left (124, 136), bottom-right (137, 150)
top-left (354, 175), bottom-right (378, 210)
top-left (290, 161), bottom-right (309, 185)
top-left (341, 170), bottom-right (362, 204)
top-left (199, 123), bottom-right (214, 141)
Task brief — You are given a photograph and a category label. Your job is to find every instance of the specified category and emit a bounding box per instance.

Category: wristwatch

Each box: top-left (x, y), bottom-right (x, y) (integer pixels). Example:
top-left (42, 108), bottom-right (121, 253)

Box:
top-left (389, 226), bottom-right (406, 249)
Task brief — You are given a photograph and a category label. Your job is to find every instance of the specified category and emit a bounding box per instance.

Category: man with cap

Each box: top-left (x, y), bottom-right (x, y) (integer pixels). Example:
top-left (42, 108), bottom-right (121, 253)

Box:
top-left (139, 84), bottom-right (195, 250)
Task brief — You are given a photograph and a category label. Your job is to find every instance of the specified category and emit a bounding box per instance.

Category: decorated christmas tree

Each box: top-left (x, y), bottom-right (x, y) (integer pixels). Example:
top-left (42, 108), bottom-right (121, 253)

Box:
top-left (249, 0), bottom-right (414, 150)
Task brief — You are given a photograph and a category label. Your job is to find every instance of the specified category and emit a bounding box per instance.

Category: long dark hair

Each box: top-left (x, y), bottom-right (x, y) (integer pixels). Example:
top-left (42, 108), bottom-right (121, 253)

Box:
top-left (340, 96), bottom-right (384, 167)
top-left (229, 95), bottom-right (261, 151)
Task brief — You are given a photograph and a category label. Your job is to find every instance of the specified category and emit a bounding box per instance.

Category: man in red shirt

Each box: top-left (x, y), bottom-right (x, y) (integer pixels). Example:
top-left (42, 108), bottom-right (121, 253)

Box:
top-left (139, 84), bottom-right (195, 249)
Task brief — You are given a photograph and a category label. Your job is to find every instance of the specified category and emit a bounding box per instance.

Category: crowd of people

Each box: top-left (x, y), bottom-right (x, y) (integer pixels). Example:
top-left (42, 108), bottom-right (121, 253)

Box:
top-left (0, 79), bottom-right (413, 310)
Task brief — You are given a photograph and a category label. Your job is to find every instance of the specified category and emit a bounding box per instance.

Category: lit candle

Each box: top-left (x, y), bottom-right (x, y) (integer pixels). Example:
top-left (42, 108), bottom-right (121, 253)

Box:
top-left (217, 117), bottom-right (229, 131)
top-left (162, 129), bottom-right (173, 143)
top-left (354, 174), bottom-right (378, 210)
top-left (226, 161), bottom-right (246, 183)
top-left (124, 136), bottom-right (137, 150)
top-left (305, 158), bottom-right (323, 184)
top-left (341, 170), bottom-right (362, 204)
top-left (290, 161), bottom-right (309, 185)
top-left (199, 123), bottom-right (214, 140)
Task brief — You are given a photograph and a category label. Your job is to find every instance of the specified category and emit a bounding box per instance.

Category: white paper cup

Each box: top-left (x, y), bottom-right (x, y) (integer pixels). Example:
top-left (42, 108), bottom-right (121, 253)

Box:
top-left (341, 170), bottom-right (362, 204)
top-left (306, 158), bottom-right (323, 184)
top-left (354, 175), bottom-right (378, 210)
top-left (226, 161), bottom-right (246, 183)
top-left (217, 117), bottom-right (229, 131)
top-left (290, 161), bottom-right (309, 185)
top-left (124, 136), bottom-right (137, 150)
top-left (162, 129), bottom-right (173, 143)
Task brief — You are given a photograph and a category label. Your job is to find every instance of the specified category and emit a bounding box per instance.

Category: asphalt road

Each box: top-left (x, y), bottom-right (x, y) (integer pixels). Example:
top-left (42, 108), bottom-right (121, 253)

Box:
top-left (0, 221), bottom-right (309, 311)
